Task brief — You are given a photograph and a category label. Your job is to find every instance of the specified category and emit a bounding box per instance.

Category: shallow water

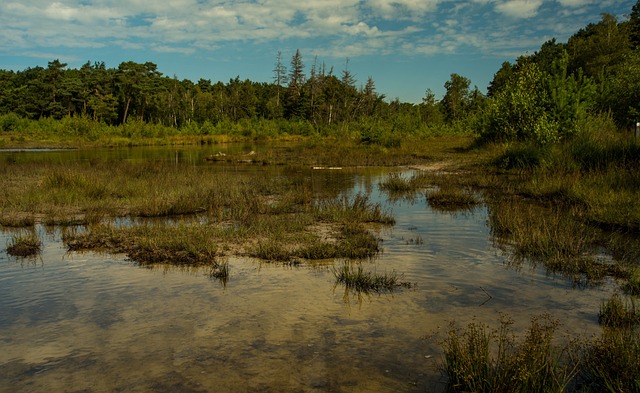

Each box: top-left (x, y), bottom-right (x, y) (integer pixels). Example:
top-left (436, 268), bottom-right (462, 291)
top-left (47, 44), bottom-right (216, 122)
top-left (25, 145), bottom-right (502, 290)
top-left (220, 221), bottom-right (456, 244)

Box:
top-left (0, 149), bottom-right (616, 392)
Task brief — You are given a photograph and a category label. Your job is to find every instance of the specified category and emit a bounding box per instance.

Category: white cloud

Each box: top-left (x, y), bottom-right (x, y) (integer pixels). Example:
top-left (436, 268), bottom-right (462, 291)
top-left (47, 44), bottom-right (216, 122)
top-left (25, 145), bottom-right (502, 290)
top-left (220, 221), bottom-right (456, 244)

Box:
top-left (0, 0), bottom-right (633, 68)
top-left (367, 0), bottom-right (441, 20)
top-left (495, 0), bottom-right (544, 18)
top-left (557, 0), bottom-right (594, 7)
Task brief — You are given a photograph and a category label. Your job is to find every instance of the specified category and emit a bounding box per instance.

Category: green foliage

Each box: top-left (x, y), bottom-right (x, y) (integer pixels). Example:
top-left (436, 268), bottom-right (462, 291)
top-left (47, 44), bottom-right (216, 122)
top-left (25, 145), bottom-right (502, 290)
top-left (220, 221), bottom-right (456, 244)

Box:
top-left (481, 62), bottom-right (559, 144)
top-left (2, 2), bottom-right (640, 143)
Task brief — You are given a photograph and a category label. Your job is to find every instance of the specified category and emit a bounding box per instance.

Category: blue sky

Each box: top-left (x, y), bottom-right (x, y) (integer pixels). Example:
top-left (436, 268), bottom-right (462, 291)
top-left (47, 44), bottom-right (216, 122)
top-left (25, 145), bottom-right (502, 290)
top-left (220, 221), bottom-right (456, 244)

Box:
top-left (0, 0), bottom-right (634, 103)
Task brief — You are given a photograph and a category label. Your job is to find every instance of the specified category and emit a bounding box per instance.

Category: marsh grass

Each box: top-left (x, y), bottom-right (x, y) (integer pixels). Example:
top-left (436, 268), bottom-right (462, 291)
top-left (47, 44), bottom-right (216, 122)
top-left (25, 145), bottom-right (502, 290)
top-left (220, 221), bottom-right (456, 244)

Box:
top-left (250, 223), bottom-right (381, 262)
top-left (0, 213), bottom-right (36, 227)
top-left (442, 314), bottom-right (640, 393)
top-left (333, 263), bottom-right (411, 293)
top-left (487, 199), bottom-right (620, 284)
top-left (426, 186), bottom-right (480, 212)
top-left (378, 172), bottom-right (415, 192)
top-left (623, 267), bottom-right (640, 296)
top-left (378, 171), bottom-right (434, 193)
top-left (6, 231), bottom-right (42, 257)
top-left (581, 326), bottom-right (640, 393)
top-left (314, 193), bottom-right (395, 225)
top-left (63, 193), bottom-right (388, 266)
top-left (65, 223), bottom-right (218, 266)
top-left (209, 259), bottom-right (229, 286)
top-left (598, 292), bottom-right (640, 328)
top-left (442, 315), bottom-right (576, 393)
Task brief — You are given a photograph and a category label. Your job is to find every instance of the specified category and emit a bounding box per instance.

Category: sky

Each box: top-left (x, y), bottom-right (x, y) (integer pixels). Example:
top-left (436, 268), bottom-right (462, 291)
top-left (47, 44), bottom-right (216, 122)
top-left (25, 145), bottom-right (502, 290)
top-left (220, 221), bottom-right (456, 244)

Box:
top-left (0, 0), bottom-right (635, 103)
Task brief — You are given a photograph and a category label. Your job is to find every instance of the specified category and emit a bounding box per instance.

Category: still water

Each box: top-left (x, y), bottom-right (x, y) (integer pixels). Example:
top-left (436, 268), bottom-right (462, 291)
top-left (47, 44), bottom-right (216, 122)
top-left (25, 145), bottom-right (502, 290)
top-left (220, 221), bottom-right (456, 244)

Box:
top-left (0, 147), bottom-right (615, 392)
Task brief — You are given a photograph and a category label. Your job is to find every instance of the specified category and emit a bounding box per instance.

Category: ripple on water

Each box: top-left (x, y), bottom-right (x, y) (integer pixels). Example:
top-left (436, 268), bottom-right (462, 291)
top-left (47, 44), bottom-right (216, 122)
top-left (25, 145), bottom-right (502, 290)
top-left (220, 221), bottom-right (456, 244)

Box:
top-left (0, 169), bottom-right (619, 392)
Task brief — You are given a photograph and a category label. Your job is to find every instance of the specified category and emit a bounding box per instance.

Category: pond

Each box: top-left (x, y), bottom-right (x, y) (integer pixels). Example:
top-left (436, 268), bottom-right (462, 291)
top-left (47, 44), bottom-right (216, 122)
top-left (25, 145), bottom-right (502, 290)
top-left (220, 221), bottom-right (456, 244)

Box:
top-left (0, 146), bottom-right (616, 392)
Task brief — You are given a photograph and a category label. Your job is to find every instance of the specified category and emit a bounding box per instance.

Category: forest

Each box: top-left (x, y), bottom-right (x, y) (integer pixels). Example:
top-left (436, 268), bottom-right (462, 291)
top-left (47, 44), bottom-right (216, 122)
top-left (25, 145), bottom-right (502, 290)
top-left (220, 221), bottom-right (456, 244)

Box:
top-left (1, 3), bottom-right (640, 146)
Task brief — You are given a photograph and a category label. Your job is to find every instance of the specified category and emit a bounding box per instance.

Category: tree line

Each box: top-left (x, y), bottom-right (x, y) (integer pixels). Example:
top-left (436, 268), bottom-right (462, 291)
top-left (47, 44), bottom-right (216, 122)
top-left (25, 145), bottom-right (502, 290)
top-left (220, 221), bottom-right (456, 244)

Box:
top-left (1, 1), bottom-right (640, 145)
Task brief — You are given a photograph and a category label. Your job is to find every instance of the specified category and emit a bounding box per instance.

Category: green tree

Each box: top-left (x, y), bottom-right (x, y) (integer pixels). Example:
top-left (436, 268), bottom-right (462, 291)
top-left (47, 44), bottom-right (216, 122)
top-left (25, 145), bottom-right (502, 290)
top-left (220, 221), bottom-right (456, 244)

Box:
top-left (567, 14), bottom-right (630, 78)
top-left (604, 51), bottom-right (640, 127)
top-left (44, 59), bottom-right (68, 118)
top-left (420, 88), bottom-right (444, 126)
top-left (442, 73), bottom-right (471, 122)
top-left (629, 0), bottom-right (640, 49)
top-left (285, 49), bottom-right (306, 119)
top-left (546, 50), bottom-right (596, 135)
top-left (487, 62), bottom-right (514, 98)
top-left (116, 61), bottom-right (162, 124)
top-left (481, 62), bottom-right (558, 144)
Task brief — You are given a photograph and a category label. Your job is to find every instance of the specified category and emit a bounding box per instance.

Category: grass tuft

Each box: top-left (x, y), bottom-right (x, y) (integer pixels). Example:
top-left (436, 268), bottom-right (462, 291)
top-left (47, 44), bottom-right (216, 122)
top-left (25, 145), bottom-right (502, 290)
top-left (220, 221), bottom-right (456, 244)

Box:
top-left (333, 263), bottom-right (411, 293)
top-left (427, 186), bottom-right (480, 212)
top-left (581, 326), bottom-right (640, 393)
top-left (442, 315), bottom-right (575, 393)
top-left (598, 292), bottom-right (640, 328)
top-left (622, 266), bottom-right (640, 296)
top-left (6, 231), bottom-right (42, 257)
top-left (209, 259), bottom-right (229, 286)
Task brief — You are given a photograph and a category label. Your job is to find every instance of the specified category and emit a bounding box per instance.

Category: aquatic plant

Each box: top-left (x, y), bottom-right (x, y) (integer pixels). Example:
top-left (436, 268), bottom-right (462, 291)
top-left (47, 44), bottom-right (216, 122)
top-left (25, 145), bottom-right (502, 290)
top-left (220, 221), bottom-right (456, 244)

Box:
top-left (209, 259), bottom-right (229, 286)
top-left (333, 263), bottom-right (411, 293)
top-left (426, 186), bottom-right (480, 212)
top-left (622, 267), bottom-right (640, 296)
top-left (598, 292), bottom-right (640, 328)
top-left (442, 315), bottom-right (575, 393)
top-left (378, 172), bottom-right (414, 192)
top-left (581, 326), bottom-right (640, 393)
top-left (315, 193), bottom-right (395, 225)
top-left (6, 231), bottom-right (42, 257)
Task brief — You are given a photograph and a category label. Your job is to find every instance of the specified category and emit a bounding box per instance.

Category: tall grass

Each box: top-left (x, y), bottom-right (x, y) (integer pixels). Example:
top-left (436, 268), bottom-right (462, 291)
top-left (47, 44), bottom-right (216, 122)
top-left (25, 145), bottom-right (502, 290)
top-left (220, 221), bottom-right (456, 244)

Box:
top-left (623, 267), bottom-right (640, 296)
top-left (581, 326), bottom-right (640, 392)
top-left (442, 315), bottom-right (640, 393)
top-left (487, 199), bottom-right (615, 284)
top-left (442, 315), bottom-right (574, 393)
top-left (314, 193), bottom-right (395, 225)
top-left (599, 292), bottom-right (640, 328)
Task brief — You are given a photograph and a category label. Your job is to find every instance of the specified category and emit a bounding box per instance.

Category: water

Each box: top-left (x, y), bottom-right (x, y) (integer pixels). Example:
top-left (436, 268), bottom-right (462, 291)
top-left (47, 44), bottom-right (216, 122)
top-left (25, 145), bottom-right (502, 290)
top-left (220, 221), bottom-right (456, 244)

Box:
top-left (0, 148), bottom-right (616, 392)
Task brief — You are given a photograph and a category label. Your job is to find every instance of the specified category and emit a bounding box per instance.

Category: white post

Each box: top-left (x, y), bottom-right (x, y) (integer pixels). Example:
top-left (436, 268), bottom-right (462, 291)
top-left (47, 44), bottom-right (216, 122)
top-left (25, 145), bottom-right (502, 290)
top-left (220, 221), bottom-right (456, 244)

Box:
top-left (636, 122), bottom-right (640, 140)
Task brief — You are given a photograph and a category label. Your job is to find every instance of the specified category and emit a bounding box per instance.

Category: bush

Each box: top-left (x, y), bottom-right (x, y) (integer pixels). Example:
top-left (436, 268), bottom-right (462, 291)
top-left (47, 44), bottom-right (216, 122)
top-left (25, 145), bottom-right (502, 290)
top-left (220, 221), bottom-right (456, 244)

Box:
top-left (493, 143), bottom-right (551, 170)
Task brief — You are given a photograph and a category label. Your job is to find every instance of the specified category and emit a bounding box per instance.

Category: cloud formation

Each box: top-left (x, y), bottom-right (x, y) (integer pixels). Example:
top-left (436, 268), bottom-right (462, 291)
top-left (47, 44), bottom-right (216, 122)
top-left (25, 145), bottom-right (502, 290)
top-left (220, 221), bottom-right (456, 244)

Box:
top-left (0, 0), bottom-right (630, 62)
top-left (495, 0), bottom-right (544, 18)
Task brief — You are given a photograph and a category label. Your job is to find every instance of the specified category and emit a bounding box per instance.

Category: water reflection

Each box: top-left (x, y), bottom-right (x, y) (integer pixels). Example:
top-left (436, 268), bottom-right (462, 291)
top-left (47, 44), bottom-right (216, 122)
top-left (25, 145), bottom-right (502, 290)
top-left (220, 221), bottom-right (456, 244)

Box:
top-left (0, 157), bottom-right (618, 392)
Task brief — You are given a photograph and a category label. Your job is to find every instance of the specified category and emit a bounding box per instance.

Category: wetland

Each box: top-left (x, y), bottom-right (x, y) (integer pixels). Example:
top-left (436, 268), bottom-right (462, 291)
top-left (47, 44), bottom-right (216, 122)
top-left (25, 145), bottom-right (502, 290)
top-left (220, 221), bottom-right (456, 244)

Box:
top-left (1, 139), bottom-right (638, 392)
